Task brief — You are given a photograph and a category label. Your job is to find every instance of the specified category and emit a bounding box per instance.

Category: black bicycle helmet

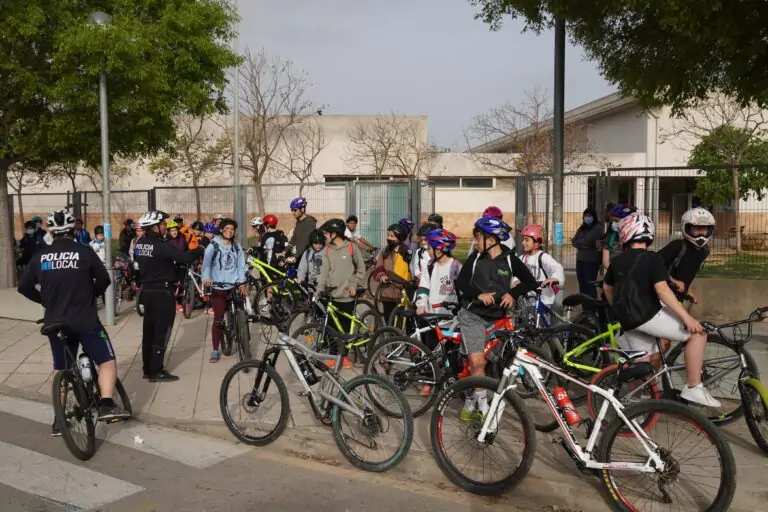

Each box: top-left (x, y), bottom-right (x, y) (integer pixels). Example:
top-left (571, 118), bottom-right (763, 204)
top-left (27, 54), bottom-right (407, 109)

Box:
top-left (416, 223), bottom-right (433, 237)
top-left (309, 228), bottom-right (325, 244)
top-left (427, 213), bottom-right (443, 226)
top-left (320, 218), bottom-right (346, 236)
top-left (190, 220), bottom-right (204, 231)
top-left (387, 223), bottom-right (409, 242)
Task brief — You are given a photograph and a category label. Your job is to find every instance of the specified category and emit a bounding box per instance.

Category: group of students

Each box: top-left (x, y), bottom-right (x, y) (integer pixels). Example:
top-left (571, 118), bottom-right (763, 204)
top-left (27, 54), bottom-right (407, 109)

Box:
top-left (16, 215), bottom-right (109, 271)
top-left (573, 204), bottom-right (721, 408)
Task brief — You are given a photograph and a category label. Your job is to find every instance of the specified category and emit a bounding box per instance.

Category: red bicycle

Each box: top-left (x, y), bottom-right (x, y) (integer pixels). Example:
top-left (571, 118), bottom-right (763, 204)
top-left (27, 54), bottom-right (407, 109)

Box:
top-left (363, 303), bottom-right (515, 417)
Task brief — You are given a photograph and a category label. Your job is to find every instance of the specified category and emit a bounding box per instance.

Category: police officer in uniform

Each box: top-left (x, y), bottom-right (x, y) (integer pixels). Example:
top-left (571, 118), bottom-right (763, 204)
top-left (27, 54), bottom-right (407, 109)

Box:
top-left (134, 210), bottom-right (204, 382)
top-left (18, 209), bottom-right (130, 435)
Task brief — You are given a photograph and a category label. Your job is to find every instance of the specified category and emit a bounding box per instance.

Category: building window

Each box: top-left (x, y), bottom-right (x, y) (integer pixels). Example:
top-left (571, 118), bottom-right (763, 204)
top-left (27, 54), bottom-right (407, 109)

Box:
top-left (432, 178), bottom-right (495, 189)
top-left (325, 176), bottom-right (353, 186)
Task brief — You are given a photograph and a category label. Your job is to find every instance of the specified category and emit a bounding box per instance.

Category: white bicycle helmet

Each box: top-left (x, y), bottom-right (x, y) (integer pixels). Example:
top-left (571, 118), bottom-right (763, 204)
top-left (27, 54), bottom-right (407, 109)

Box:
top-left (47, 210), bottom-right (76, 234)
top-left (251, 216), bottom-right (264, 228)
top-left (682, 207), bottom-right (715, 248)
top-left (138, 210), bottom-right (168, 228)
top-left (619, 213), bottom-right (655, 246)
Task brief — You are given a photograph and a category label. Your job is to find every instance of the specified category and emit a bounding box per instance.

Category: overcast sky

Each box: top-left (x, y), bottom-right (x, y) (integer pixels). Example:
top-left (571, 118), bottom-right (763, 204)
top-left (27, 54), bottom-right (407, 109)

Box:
top-left (238, 1), bottom-right (616, 149)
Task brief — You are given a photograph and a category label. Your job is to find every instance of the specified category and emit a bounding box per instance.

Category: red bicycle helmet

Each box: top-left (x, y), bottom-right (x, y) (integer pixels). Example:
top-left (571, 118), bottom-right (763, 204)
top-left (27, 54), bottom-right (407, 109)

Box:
top-left (263, 214), bottom-right (278, 228)
top-left (482, 206), bottom-right (503, 219)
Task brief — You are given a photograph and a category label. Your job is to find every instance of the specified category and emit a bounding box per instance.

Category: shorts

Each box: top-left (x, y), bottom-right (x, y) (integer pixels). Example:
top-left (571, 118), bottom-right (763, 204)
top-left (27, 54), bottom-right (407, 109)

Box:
top-left (618, 307), bottom-right (690, 355)
top-left (48, 322), bottom-right (116, 370)
top-left (458, 308), bottom-right (490, 354)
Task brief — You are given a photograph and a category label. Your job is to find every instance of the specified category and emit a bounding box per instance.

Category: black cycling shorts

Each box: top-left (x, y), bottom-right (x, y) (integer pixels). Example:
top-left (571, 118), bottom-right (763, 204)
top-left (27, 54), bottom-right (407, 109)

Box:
top-left (48, 321), bottom-right (116, 370)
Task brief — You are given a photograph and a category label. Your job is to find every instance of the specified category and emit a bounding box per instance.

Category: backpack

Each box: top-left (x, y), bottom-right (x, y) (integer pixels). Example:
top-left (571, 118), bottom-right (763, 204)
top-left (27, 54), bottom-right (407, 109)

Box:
top-left (426, 258), bottom-right (462, 289)
top-left (611, 252), bottom-right (657, 330)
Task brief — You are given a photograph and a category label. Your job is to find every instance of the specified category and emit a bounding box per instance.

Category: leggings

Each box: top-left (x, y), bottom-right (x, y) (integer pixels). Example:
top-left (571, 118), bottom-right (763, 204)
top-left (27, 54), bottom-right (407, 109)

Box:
top-left (210, 290), bottom-right (229, 352)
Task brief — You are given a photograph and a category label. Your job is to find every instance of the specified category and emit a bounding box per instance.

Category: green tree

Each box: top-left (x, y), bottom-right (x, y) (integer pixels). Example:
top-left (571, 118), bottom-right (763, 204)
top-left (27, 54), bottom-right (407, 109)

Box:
top-left (0, 1), bottom-right (240, 287)
top-left (468, 1), bottom-right (768, 114)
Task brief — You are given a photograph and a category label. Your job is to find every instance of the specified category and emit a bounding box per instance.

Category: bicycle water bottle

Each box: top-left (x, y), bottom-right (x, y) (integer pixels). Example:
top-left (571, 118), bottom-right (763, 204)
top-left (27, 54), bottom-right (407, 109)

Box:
top-left (554, 386), bottom-right (581, 425)
top-left (78, 355), bottom-right (93, 383)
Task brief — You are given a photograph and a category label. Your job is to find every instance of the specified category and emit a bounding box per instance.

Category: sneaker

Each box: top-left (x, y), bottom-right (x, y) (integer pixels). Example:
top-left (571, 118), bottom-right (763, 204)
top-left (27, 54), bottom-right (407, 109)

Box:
top-left (148, 370), bottom-right (180, 383)
top-left (98, 403), bottom-right (131, 422)
top-left (51, 419), bottom-right (62, 437)
top-left (459, 409), bottom-right (477, 423)
top-left (209, 350), bottom-right (220, 363)
top-left (176, 304), bottom-right (183, 312)
top-left (681, 383), bottom-right (722, 408)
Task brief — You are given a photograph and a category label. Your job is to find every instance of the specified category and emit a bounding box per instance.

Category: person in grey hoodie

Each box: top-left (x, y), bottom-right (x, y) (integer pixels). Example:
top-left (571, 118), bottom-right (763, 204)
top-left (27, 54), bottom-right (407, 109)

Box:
top-left (571, 207), bottom-right (604, 298)
top-left (316, 218), bottom-right (365, 368)
top-left (288, 197), bottom-right (317, 257)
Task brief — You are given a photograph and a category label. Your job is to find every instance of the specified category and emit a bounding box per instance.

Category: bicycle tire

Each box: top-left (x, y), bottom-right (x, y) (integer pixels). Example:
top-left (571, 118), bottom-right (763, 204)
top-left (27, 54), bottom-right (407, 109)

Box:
top-left (741, 378), bottom-right (768, 454)
top-left (236, 309), bottom-right (252, 362)
top-left (364, 335), bottom-right (441, 417)
top-left (665, 334), bottom-right (759, 425)
top-left (596, 399), bottom-right (736, 512)
top-left (350, 308), bottom-right (383, 364)
top-left (331, 373), bottom-right (414, 472)
top-left (183, 279), bottom-right (195, 319)
top-left (219, 359), bottom-right (290, 446)
top-left (429, 376), bottom-right (536, 496)
top-left (221, 309), bottom-right (235, 356)
top-left (52, 371), bottom-right (96, 461)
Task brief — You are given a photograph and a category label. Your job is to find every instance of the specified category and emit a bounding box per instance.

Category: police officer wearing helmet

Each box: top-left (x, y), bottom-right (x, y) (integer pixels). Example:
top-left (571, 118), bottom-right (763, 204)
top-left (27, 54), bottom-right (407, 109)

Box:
top-left (134, 210), bottom-right (204, 382)
top-left (18, 209), bottom-right (130, 433)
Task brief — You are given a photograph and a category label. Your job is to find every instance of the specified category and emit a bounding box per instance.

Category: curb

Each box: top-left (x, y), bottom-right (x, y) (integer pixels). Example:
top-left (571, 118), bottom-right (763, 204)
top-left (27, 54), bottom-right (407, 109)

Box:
top-left (0, 384), bottom-right (599, 511)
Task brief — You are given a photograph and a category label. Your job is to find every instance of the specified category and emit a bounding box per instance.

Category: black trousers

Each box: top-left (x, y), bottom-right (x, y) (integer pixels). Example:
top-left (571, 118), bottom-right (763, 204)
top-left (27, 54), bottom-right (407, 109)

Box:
top-left (141, 289), bottom-right (176, 376)
top-left (576, 260), bottom-right (601, 299)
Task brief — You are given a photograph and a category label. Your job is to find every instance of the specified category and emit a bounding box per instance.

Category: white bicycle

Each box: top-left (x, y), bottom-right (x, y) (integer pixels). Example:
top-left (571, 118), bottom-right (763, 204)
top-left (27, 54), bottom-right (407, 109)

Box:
top-left (429, 329), bottom-right (737, 510)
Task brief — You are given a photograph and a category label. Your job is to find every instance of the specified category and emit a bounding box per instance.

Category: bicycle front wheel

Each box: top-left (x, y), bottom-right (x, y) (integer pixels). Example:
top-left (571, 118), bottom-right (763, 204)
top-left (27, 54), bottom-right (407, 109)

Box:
top-left (236, 309), bottom-right (252, 362)
top-left (597, 399), bottom-right (736, 512)
top-left (331, 373), bottom-right (414, 472)
top-left (742, 378), bottom-right (768, 453)
top-left (430, 376), bottom-right (536, 496)
top-left (52, 371), bottom-right (96, 461)
top-left (183, 279), bottom-right (196, 319)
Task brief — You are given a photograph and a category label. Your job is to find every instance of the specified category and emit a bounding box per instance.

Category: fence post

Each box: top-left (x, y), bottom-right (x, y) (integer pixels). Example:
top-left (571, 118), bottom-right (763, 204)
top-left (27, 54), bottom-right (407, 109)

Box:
top-left (237, 184), bottom-right (248, 247)
top-left (71, 192), bottom-right (83, 219)
top-left (345, 182), bottom-right (356, 219)
top-left (514, 176), bottom-right (528, 251)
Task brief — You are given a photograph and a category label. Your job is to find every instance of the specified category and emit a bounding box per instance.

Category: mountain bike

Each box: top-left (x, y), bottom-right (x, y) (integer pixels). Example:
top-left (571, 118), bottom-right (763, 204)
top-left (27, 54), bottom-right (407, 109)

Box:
top-left (219, 332), bottom-right (413, 472)
top-left (586, 306), bottom-right (768, 452)
top-left (429, 329), bottom-right (737, 510)
top-left (208, 282), bottom-right (251, 361)
top-left (181, 263), bottom-right (205, 319)
top-left (38, 320), bottom-right (132, 461)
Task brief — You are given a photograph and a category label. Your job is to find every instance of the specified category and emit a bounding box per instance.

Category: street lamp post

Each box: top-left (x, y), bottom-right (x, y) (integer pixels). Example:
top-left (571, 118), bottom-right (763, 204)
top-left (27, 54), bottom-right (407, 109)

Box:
top-left (90, 11), bottom-right (116, 326)
top-left (231, 0), bottom-right (244, 246)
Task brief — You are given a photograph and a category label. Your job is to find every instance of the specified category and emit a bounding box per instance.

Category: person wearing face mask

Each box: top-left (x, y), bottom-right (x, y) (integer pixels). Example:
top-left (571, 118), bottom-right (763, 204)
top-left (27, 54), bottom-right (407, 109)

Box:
top-left (372, 223), bottom-right (413, 323)
top-left (602, 204), bottom-right (637, 271)
top-left (571, 207), bottom-right (604, 298)
top-left (89, 225), bottom-right (107, 263)
top-left (18, 220), bottom-right (43, 269)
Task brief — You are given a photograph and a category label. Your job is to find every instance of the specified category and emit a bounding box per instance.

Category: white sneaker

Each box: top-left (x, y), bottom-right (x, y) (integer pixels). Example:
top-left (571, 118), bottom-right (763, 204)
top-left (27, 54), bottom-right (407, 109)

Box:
top-left (681, 384), bottom-right (722, 408)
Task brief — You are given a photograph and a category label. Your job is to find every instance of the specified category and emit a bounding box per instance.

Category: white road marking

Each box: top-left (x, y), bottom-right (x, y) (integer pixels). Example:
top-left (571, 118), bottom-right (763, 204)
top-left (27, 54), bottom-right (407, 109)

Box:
top-left (0, 394), bottom-right (250, 468)
top-left (0, 440), bottom-right (144, 510)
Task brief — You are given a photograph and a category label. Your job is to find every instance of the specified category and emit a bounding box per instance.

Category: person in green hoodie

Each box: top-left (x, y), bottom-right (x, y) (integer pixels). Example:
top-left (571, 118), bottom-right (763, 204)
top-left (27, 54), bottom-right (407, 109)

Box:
top-left (316, 218), bottom-right (366, 369)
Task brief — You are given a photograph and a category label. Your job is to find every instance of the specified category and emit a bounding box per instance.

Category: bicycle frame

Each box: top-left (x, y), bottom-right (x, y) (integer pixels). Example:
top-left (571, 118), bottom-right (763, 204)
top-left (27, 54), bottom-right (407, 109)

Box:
top-left (186, 266), bottom-right (205, 298)
top-left (320, 297), bottom-right (371, 349)
top-left (479, 346), bottom-right (666, 472)
top-left (561, 321), bottom-right (622, 374)
top-left (247, 255), bottom-right (286, 283)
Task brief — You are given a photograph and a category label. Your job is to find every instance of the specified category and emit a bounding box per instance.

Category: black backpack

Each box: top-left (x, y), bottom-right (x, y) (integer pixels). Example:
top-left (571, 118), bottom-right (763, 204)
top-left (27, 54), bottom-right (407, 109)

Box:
top-left (611, 252), bottom-right (657, 330)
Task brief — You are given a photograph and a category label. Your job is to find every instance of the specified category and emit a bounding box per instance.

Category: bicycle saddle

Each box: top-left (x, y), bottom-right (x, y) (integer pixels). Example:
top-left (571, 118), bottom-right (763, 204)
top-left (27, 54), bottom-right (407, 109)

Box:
top-left (419, 313), bottom-right (455, 324)
top-left (40, 322), bottom-right (73, 337)
top-left (562, 293), bottom-right (608, 309)
top-left (384, 270), bottom-right (412, 287)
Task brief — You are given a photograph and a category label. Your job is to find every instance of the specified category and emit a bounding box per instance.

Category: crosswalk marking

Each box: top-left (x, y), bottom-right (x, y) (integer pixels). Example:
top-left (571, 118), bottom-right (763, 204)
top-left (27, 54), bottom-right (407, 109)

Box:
top-left (0, 440), bottom-right (145, 510)
top-left (0, 394), bottom-right (250, 468)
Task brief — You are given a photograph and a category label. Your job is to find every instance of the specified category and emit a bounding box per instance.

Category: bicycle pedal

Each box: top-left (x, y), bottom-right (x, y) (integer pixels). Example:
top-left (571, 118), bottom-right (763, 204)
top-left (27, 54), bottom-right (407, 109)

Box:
top-left (297, 391), bottom-right (308, 397)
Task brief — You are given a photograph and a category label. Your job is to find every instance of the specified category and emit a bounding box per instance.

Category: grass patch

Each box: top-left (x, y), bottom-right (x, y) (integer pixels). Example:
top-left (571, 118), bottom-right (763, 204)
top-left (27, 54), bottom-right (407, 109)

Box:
top-left (700, 251), bottom-right (768, 278)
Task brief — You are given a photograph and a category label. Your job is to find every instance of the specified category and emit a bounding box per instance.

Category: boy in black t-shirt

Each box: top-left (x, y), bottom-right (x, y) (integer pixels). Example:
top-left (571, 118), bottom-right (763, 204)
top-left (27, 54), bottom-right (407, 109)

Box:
top-left (658, 207), bottom-right (716, 303)
top-left (603, 213), bottom-right (720, 408)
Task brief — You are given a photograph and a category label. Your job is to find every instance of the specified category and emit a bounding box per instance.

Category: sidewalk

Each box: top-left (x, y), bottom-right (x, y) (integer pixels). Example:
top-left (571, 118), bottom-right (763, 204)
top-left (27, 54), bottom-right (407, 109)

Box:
top-left (1, 288), bottom-right (767, 510)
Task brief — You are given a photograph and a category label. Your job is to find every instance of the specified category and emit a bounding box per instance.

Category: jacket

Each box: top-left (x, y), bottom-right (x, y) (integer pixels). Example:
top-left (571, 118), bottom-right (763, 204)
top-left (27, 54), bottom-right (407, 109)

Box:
top-left (289, 215), bottom-right (317, 257)
top-left (89, 239), bottom-right (106, 263)
top-left (134, 231), bottom-right (202, 289)
top-left (201, 237), bottom-right (247, 291)
top-left (18, 237), bottom-right (110, 330)
top-left (571, 222), bottom-right (604, 263)
top-left (373, 244), bottom-right (412, 302)
top-left (119, 227), bottom-right (134, 254)
top-left (317, 240), bottom-right (365, 301)
top-left (455, 247), bottom-right (537, 319)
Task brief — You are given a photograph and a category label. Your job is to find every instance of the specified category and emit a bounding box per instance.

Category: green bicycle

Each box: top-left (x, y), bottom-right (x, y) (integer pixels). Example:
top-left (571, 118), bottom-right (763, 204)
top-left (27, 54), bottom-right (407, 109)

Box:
top-left (247, 250), bottom-right (306, 326)
top-left (291, 287), bottom-right (382, 364)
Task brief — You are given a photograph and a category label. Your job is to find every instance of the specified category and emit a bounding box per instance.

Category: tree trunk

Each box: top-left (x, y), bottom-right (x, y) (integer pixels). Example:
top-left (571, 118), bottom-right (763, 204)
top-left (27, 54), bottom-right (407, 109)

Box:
top-left (194, 185), bottom-right (202, 220)
top-left (732, 167), bottom-right (741, 253)
top-left (298, 182), bottom-right (305, 197)
top-left (17, 193), bottom-right (24, 226)
top-left (0, 165), bottom-right (17, 287)
top-left (527, 178), bottom-right (538, 225)
top-left (253, 178), bottom-right (266, 216)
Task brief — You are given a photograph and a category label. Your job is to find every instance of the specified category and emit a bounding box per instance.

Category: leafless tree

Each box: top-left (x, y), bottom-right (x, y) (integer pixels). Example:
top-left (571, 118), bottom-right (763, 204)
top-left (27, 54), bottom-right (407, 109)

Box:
top-left (149, 115), bottom-right (229, 219)
top-left (660, 95), bottom-right (768, 251)
top-left (7, 164), bottom-right (45, 224)
top-left (273, 117), bottom-right (327, 195)
top-left (465, 87), bottom-right (598, 223)
top-left (48, 160), bottom-right (131, 196)
top-left (220, 49), bottom-right (315, 215)
top-left (345, 114), bottom-right (436, 179)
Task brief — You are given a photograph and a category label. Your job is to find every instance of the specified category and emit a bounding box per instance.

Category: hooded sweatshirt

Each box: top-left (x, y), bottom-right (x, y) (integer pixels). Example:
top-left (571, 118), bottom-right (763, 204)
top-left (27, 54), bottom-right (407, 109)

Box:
top-left (201, 236), bottom-right (247, 291)
top-left (289, 215), bottom-right (317, 257)
top-left (317, 240), bottom-right (365, 301)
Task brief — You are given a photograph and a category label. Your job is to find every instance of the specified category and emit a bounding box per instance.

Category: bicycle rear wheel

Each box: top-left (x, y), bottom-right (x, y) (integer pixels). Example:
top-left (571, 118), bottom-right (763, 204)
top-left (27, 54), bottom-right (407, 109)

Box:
top-left (597, 399), bottom-right (736, 512)
top-left (349, 307), bottom-right (383, 364)
top-left (331, 373), bottom-right (414, 472)
top-left (52, 371), bottom-right (96, 461)
top-left (742, 378), bottom-right (768, 453)
top-left (183, 279), bottom-right (195, 319)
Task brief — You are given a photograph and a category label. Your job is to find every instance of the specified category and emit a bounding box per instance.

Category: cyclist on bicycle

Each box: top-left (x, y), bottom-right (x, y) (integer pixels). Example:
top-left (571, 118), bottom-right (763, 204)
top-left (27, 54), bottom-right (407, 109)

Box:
top-left (18, 209), bottom-right (130, 433)
top-left (317, 218), bottom-right (366, 369)
top-left (297, 229), bottom-right (325, 290)
top-left (455, 216), bottom-right (537, 422)
top-left (201, 218), bottom-right (247, 363)
top-left (344, 214), bottom-right (376, 254)
top-left (512, 224), bottom-right (564, 309)
top-left (602, 203), bottom-right (637, 271)
top-left (602, 213), bottom-right (721, 407)
top-left (289, 197), bottom-right (317, 257)
top-left (659, 207), bottom-right (715, 303)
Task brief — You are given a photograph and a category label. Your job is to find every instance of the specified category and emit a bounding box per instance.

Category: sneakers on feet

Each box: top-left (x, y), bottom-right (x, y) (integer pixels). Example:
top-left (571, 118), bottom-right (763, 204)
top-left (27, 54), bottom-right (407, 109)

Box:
top-left (209, 350), bottom-right (220, 363)
top-left (681, 383), bottom-right (722, 408)
top-left (148, 370), bottom-right (180, 383)
top-left (98, 403), bottom-right (131, 421)
top-left (51, 419), bottom-right (61, 437)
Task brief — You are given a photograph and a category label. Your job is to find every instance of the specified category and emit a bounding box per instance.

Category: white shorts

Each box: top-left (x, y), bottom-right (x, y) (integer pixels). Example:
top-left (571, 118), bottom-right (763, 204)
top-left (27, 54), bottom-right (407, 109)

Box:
top-left (618, 307), bottom-right (690, 355)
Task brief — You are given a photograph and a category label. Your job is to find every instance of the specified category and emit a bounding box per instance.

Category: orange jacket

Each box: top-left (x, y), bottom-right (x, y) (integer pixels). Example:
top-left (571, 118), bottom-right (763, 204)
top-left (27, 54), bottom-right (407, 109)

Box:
top-left (180, 225), bottom-right (192, 243)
